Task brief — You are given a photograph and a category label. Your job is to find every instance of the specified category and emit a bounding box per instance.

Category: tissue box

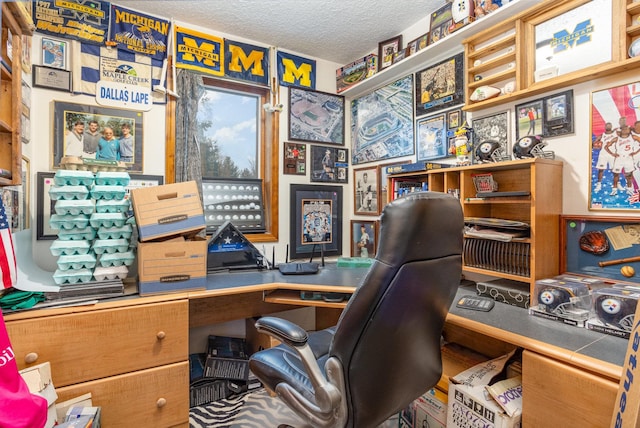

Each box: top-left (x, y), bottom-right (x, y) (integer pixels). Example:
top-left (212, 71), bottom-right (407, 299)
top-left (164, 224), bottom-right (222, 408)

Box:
top-left (131, 181), bottom-right (205, 241)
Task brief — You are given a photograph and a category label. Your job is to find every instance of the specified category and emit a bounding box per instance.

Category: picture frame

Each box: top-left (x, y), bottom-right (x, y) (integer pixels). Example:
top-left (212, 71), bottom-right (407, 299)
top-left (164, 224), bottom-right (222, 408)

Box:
top-left (379, 161), bottom-right (410, 209)
top-left (590, 81), bottom-right (640, 211)
top-left (416, 113), bottom-right (448, 162)
top-left (37, 172), bottom-right (163, 240)
top-left (472, 110), bottom-right (510, 156)
top-left (41, 37), bottom-right (67, 69)
top-left (377, 35), bottom-right (403, 71)
top-left (351, 75), bottom-right (414, 164)
top-left (515, 99), bottom-right (543, 141)
top-left (429, 2), bottom-right (453, 45)
top-left (542, 89), bottom-right (574, 138)
top-left (406, 33), bottom-right (429, 56)
top-left (350, 220), bottom-right (378, 258)
top-left (1, 186), bottom-right (22, 233)
top-left (447, 109), bottom-right (462, 130)
top-left (289, 184), bottom-right (343, 260)
top-left (21, 155), bottom-right (30, 229)
top-left (32, 65), bottom-right (71, 92)
top-left (283, 142), bottom-right (306, 175)
top-left (36, 172), bottom-right (56, 240)
top-left (310, 145), bottom-right (348, 183)
top-left (415, 52), bottom-right (464, 117)
top-left (288, 86), bottom-right (345, 145)
top-left (52, 101), bottom-right (144, 172)
top-left (354, 166), bottom-right (379, 215)
top-left (533, 0), bottom-right (612, 80)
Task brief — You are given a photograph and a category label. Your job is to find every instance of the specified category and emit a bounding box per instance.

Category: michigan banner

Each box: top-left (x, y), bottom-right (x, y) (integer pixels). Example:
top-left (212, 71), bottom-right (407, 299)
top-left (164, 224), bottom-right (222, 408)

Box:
top-left (277, 50), bottom-right (315, 90)
top-left (110, 5), bottom-right (169, 61)
top-left (175, 25), bottom-right (224, 76)
top-left (224, 39), bottom-right (269, 86)
top-left (33, 0), bottom-right (110, 44)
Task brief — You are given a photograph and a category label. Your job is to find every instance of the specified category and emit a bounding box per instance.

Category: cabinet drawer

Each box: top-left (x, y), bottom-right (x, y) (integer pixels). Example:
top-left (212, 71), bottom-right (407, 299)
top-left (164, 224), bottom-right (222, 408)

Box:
top-left (56, 361), bottom-right (189, 428)
top-left (6, 300), bottom-right (188, 387)
top-left (522, 350), bottom-right (617, 427)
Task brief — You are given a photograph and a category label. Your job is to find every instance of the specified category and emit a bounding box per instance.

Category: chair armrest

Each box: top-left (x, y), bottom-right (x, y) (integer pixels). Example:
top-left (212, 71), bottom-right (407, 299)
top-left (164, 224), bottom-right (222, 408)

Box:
top-left (254, 316), bottom-right (308, 348)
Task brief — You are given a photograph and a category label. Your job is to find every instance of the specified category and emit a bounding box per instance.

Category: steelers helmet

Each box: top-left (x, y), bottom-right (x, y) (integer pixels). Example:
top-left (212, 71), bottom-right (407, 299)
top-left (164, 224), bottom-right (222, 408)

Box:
top-left (475, 140), bottom-right (511, 163)
top-left (513, 135), bottom-right (555, 159)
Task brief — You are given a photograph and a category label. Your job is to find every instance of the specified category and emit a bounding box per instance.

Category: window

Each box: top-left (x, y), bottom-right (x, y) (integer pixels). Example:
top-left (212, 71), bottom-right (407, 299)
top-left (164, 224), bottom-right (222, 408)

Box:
top-left (166, 76), bottom-right (279, 241)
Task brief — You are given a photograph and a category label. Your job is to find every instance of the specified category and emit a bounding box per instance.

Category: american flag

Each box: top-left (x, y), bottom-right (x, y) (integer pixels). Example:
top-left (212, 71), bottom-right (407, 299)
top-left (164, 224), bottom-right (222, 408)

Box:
top-left (0, 198), bottom-right (16, 289)
top-left (629, 192), bottom-right (640, 204)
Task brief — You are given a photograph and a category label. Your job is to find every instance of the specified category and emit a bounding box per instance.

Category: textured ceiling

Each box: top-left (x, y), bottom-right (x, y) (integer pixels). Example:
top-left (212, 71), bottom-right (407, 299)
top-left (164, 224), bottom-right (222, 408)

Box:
top-left (114, 0), bottom-right (442, 65)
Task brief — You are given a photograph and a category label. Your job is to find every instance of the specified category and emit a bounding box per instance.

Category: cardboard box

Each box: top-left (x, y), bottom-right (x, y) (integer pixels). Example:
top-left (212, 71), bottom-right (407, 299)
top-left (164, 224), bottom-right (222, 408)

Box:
top-left (131, 181), bottom-right (205, 241)
top-left (414, 388), bottom-right (447, 428)
top-left (137, 238), bottom-right (207, 295)
top-left (476, 278), bottom-right (530, 309)
top-left (336, 53), bottom-right (376, 93)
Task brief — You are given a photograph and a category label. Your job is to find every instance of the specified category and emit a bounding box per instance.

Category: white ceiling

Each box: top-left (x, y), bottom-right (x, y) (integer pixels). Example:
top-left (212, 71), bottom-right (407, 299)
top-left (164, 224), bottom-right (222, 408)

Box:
top-left (114, 0), bottom-right (443, 65)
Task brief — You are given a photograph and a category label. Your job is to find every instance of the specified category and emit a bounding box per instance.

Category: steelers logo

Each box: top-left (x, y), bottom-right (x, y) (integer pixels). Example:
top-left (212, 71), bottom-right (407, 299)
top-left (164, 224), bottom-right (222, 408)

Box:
top-left (600, 298), bottom-right (621, 315)
top-left (479, 142), bottom-right (493, 153)
top-left (540, 290), bottom-right (555, 305)
top-left (519, 137), bottom-right (533, 148)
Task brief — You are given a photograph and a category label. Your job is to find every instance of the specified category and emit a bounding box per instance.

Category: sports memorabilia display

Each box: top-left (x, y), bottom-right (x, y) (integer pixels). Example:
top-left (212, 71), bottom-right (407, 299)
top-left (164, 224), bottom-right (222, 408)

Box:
top-left (512, 135), bottom-right (555, 159)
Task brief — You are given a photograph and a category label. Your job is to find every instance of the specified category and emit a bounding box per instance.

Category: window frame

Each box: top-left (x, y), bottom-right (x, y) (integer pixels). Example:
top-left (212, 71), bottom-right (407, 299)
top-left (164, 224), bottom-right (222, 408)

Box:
top-left (165, 75), bottom-right (279, 242)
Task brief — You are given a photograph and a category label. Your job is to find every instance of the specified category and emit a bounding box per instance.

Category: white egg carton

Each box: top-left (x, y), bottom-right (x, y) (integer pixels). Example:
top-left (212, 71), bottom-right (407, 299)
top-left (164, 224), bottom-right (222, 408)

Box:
top-left (93, 266), bottom-right (129, 281)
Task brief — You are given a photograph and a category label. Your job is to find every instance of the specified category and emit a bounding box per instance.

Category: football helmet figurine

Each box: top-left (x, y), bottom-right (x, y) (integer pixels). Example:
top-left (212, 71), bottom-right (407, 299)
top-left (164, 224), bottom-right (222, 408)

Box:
top-left (513, 135), bottom-right (555, 159)
top-left (475, 140), bottom-right (511, 163)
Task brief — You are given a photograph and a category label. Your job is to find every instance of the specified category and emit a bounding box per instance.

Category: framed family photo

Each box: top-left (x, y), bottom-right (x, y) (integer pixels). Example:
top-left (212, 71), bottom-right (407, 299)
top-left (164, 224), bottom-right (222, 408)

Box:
top-left (52, 101), bottom-right (144, 172)
top-left (350, 220), bottom-right (378, 258)
top-left (288, 87), bottom-right (345, 145)
top-left (289, 184), bottom-right (343, 259)
top-left (354, 166), bottom-right (379, 215)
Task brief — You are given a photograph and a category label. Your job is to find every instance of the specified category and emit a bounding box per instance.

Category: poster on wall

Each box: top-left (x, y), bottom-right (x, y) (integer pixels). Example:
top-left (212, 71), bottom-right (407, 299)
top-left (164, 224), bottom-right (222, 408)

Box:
top-left (32, 0), bottom-right (110, 45)
top-left (590, 81), bottom-right (640, 211)
top-left (110, 4), bottom-right (169, 61)
top-left (351, 75), bottom-right (414, 164)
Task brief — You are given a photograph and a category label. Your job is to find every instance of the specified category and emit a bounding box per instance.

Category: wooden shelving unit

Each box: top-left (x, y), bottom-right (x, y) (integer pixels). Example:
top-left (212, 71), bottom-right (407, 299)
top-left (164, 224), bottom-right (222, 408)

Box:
top-left (0, 2), bottom-right (32, 186)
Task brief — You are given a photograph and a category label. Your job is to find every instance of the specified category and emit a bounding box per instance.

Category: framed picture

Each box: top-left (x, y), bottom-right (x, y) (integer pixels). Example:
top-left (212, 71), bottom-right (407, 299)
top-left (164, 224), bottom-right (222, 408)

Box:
top-left (533, 0), bottom-right (612, 79)
top-left (52, 101), bottom-right (144, 172)
top-left (515, 99), bottom-right (543, 141)
top-left (542, 89), bottom-right (574, 137)
top-left (447, 109), bottom-right (462, 130)
top-left (415, 52), bottom-right (464, 117)
top-left (350, 220), bottom-right (378, 258)
top-left (21, 156), bottom-right (30, 230)
top-left (590, 81), bottom-right (640, 210)
top-left (1, 186), bottom-right (21, 233)
top-left (289, 184), bottom-right (343, 260)
top-left (406, 33), bottom-right (429, 56)
top-left (288, 87), bottom-right (345, 145)
top-left (472, 110), bottom-right (510, 155)
top-left (283, 142), bottom-right (306, 175)
top-left (36, 172), bottom-right (56, 240)
top-left (416, 113), bottom-right (448, 162)
top-left (33, 65), bottom-right (72, 92)
top-left (351, 75), bottom-right (414, 164)
top-left (310, 145), bottom-right (348, 183)
top-left (41, 37), bottom-right (67, 69)
top-left (379, 161), bottom-right (410, 209)
top-left (429, 2), bottom-right (453, 44)
top-left (354, 166), bottom-right (379, 215)
top-left (378, 35), bottom-right (403, 71)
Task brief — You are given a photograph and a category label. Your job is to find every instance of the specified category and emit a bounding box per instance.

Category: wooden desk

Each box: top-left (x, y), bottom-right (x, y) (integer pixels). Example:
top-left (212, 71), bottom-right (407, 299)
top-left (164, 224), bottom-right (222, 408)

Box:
top-left (4, 265), bottom-right (626, 427)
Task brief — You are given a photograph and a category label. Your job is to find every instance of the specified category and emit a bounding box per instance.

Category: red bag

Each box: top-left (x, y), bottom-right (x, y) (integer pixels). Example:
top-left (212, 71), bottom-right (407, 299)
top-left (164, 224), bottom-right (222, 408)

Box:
top-left (0, 308), bottom-right (47, 427)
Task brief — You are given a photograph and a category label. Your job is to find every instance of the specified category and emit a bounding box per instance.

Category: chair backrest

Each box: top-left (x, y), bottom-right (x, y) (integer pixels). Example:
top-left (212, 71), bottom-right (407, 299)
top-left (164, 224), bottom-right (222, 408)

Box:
top-left (330, 191), bottom-right (463, 427)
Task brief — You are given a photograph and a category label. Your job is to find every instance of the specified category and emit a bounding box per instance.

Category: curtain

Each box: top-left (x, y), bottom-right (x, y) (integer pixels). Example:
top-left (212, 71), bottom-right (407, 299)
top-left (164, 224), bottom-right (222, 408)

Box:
top-left (175, 69), bottom-right (204, 194)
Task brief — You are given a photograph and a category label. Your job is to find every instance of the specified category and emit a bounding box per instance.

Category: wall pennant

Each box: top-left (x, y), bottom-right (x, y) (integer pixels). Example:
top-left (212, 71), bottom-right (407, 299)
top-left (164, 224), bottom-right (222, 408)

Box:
top-left (175, 25), bottom-right (224, 77)
top-left (224, 39), bottom-right (269, 86)
top-left (33, 0), bottom-right (110, 45)
top-left (277, 50), bottom-right (315, 89)
top-left (109, 4), bottom-right (170, 61)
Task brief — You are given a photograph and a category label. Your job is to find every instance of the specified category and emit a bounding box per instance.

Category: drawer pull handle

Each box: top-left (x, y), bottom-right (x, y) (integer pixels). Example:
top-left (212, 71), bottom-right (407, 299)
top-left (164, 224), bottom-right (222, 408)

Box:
top-left (25, 352), bottom-right (38, 364)
top-left (156, 331), bottom-right (166, 340)
top-left (156, 398), bottom-right (167, 408)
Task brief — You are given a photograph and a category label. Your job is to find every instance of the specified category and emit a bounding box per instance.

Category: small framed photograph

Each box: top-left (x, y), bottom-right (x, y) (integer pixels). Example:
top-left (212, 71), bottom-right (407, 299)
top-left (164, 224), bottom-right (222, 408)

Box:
top-left (36, 172), bottom-right (56, 240)
top-left (406, 33), bottom-right (429, 56)
top-left (447, 109), bottom-right (462, 130)
top-left (310, 145), bottom-right (348, 183)
top-left (378, 35), bottom-right (403, 71)
top-left (33, 65), bottom-right (71, 92)
top-left (354, 166), bottom-right (379, 215)
top-left (416, 113), bottom-right (448, 162)
top-left (515, 99), bottom-right (543, 141)
top-left (542, 89), bottom-right (574, 137)
top-left (350, 220), bottom-right (378, 258)
top-left (472, 110), bottom-right (510, 154)
top-left (283, 142), bottom-right (306, 175)
top-left (41, 37), bottom-right (67, 69)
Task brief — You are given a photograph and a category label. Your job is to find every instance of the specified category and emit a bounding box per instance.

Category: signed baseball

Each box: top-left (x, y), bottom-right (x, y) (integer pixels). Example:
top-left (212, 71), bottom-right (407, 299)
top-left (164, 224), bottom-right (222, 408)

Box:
top-left (621, 265), bottom-right (635, 278)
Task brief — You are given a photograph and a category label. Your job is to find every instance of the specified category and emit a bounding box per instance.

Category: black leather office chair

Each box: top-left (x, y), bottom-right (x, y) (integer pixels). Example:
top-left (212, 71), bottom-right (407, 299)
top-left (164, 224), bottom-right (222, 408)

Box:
top-left (249, 191), bottom-right (463, 427)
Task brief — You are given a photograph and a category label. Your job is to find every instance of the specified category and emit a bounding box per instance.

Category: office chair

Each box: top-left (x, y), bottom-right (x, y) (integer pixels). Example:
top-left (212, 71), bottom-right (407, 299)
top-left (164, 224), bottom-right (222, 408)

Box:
top-left (249, 191), bottom-right (463, 427)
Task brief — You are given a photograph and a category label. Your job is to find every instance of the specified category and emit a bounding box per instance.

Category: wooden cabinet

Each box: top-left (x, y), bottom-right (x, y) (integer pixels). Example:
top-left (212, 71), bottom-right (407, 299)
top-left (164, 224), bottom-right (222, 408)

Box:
top-left (388, 158), bottom-right (563, 293)
top-left (0, 2), bottom-right (32, 186)
top-left (6, 299), bottom-right (190, 425)
top-left (463, 0), bottom-right (640, 112)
